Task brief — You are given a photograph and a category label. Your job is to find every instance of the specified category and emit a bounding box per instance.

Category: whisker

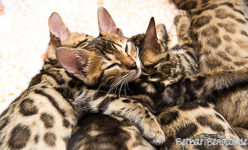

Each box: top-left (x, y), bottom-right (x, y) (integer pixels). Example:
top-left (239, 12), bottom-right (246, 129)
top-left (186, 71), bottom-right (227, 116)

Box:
top-left (118, 80), bottom-right (125, 97)
top-left (96, 85), bottom-right (102, 93)
top-left (124, 82), bottom-right (128, 96)
top-left (108, 76), bottom-right (123, 95)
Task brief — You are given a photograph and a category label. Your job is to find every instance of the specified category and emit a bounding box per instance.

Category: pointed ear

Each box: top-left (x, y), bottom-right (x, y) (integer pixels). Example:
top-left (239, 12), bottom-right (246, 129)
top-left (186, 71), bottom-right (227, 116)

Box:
top-left (48, 12), bottom-right (71, 41)
top-left (156, 24), bottom-right (167, 43)
top-left (97, 6), bottom-right (122, 36)
top-left (56, 47), bottom-right (89, 78)
top-left (140, 17), bottom-right (161, 55)
top-left (115, 27), bottom-right (124, 36)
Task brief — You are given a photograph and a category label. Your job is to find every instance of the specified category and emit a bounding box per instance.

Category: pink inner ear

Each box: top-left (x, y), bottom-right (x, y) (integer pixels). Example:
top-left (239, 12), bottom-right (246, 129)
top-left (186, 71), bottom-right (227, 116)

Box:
top-left (48, 12), bottom-right (69, 41)
top-left (141, 17), bottom-right (160, 52)
top-left (56, 48), bottom-right (81, 73)
top-left (98, 6), bottom-right (117, 34)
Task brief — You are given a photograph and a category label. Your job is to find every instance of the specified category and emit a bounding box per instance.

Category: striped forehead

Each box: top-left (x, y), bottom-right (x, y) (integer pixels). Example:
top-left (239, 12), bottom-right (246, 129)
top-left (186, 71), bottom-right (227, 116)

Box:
top-left (95, 37), bottom-right (129, 58)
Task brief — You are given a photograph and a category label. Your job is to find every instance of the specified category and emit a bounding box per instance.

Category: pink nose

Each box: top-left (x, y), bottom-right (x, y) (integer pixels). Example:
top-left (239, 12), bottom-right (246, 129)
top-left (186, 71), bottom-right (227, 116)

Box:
top-left (121, 57), bottom-right (137, 70)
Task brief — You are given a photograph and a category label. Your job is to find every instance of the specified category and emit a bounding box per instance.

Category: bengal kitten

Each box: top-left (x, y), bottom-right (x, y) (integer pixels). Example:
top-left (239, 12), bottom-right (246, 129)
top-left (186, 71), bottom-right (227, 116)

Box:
top-left (65, 10), bottom-right (248, 150)
top-left (171, 0), bottom-right (248, 131)
top-left (0, 7), bottom-right (160, 150)
top-left (1, 6), bottom-right (248, 150)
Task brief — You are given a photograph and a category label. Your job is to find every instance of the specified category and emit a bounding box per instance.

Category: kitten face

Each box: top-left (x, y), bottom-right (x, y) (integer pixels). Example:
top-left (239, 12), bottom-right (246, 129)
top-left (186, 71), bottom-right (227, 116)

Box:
top-left (134, 18), bottom-right (170, 79)
top-left (88, 34), bottom-right (141, 87)
top-left (65, 33), bottom-right (141, 87)
top-left (50, 7), bottom-right (141, 88)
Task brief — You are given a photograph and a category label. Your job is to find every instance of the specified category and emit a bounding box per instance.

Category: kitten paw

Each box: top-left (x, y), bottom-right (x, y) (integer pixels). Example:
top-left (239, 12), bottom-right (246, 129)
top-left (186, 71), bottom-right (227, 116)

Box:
top-left (150, 128), bottom-right (166, 146)
top-left (141, 117), bottom-right (166, 145)
top-left (174, 10), bottom-right (191, 29)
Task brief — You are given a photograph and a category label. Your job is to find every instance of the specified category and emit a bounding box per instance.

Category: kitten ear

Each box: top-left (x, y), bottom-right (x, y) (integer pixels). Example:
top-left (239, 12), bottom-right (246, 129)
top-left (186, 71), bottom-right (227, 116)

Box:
top-left (56, 47), bottom-right (89, 78)
top-left (140, 17), bottom-right (161, 55)
top-left (156, 24), bottom-right (167, 43)
top-left (97, 6), bottom-right (122, 36)
top-left (48, 12), bottom-right (71, 41)
top-left (115, 27), bottom-right (124, 36)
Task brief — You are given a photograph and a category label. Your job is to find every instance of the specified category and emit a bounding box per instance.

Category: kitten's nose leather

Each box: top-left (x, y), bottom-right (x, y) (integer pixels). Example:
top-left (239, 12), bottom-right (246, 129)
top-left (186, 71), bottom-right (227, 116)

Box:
top-left (130, 62), bottom-right (137, 70)
top-left (122, 57), bottom-right (137, 70)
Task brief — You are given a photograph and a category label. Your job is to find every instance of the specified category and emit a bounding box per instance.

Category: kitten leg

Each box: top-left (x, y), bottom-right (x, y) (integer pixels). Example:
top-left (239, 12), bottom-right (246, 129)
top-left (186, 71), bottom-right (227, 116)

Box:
top-left (166, 10), bottom-right (197, 83)
top-left (102, 97), bottom-right (165, 145)
top-left (75, 92), bottom-right (166, 146)
top-left (174, 10), bottom-right (193, 48)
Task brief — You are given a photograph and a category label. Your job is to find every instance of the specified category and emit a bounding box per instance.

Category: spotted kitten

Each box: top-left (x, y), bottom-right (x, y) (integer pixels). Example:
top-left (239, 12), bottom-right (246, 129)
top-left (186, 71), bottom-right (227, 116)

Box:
top-left (61, 10), bottom-right (248, 150)
top-left (0, 15), bottom-right (93, 150)
top-left (0, 7), bottom-right (161, 149)
top-left (172, 0), bottom-right (248, 132)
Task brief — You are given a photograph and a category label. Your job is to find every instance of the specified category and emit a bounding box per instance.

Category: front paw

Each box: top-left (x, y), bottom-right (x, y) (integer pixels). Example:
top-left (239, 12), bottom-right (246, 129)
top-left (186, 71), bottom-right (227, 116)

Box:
top-left (174, 10), bottom-right (191, 28)
top-left (140, 116), bottom-right (166, 145)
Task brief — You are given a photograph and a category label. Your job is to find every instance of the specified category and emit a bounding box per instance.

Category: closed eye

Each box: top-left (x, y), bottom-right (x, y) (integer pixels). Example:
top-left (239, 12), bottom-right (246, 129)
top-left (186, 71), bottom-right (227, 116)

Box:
top-left (125, 44), bottom-right (128, 53)
top-left (105, 63), bottom-right (122, 70)
top-left (73, 39), bottom-right (88, 48)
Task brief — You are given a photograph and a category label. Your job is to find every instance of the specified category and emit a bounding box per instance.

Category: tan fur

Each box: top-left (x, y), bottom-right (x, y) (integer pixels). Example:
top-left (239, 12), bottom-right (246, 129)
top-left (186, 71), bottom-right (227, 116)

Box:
top-left (173, 0), bottom-right (248, 131)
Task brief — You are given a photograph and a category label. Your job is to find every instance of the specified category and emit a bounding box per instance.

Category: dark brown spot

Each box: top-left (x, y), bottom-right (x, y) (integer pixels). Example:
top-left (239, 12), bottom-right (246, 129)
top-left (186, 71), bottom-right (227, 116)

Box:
top-left (163, 136), bottom-right (175, 150)
top-left (41, 85), bottom-right (47, 88)
top-left (234, 61), bottom-right (247, 66)
top-left (176, 123), bottom-right (198, 139)
top-left (233, 8), bottom-right (245, 15)
top-left (186, 1), bottom-right (197, 9)
top-left (236, 18), bottom-right (246, 24)
top-left (223, 35), bottom-right (232, 41)
top-left (68, 80), bottom-right (77, 88)
top-left (178, 102), bottom-right (199, 111)
top-left (160, 111), bottom-right (179, 125)
top-left (216, 51), bottom-right (232, 61)
top-left (215, 9), bottom-right (228, 19)
top-left (196, 100), bottom-right (210, 108)
top-left (207, 37), bottom-right (222, 48)
top-left (202, 0), bottom-right (209, 5)
top-left (44, 132), bottom-right (56, 146)
top-left (19, 98), bottom-right (38, 116)
top-left (218, 23), bottom-right (236, 33)
top-left (219, 2), bottom-right (234, 8)
top-left (34, 135), bottom-right (39, 143)
top-left (201, 26), bottom-right (219, 36)
top-left (196, 116), bottom-right (225, 132)
top-left (8, 124), bottom-right (31, 149)
top-left (63, 119), bottom-right (70, 128)
top-left (206, 58), bottom-right (223, 68)
top-left (54, 87), bottom-right (74, 100)
top-left (225, 46), bottom-right (237, 57)
top-left (0, 117), bottom-right (9, 131)
top-left (122, 99), bottom-right (131, 103)
top-left (241, 30), bottom-right (248, 37)
top-left (192, 16), bottom-right (212, 28)
top-left (192, 4), bottom-right (218, 16)
top-left (40, 113), bottom-right (55, 128)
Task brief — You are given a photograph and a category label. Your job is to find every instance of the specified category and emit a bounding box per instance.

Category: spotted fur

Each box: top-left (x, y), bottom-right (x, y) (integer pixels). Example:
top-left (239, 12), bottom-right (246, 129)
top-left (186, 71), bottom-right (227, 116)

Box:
top-left (67, 10), bottom-right (248, 150)
top-left (172, 0), bottom-right (248, 134)
top-left (0, 7), bottom-right (157, 149)
top-left (0, 18), bottom-right (93, 150)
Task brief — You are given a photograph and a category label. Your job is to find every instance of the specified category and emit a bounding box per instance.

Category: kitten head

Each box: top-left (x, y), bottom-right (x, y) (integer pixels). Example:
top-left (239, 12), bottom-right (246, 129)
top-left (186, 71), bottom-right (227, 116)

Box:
top-left (47, 12), bottom-right (94, 61)
top-left (50, 7), bottom-right (141, 88)
top-left (135, 17), bottom-right (171, 79)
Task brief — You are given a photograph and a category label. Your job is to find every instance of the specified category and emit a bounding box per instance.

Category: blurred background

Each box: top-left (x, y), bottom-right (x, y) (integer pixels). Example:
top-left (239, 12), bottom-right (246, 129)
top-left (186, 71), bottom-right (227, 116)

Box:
top-left (0, 0), bottom-right (178, 114)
